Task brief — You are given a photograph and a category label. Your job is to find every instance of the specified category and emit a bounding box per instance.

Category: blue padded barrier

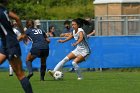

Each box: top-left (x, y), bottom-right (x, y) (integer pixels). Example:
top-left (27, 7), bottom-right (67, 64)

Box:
top-left (1, 36), bottom-right (140, 69)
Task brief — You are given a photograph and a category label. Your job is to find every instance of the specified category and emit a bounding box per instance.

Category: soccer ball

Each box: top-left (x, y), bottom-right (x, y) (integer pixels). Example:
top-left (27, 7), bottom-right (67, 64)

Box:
top-left (53, 71), bottom-right (63, 80)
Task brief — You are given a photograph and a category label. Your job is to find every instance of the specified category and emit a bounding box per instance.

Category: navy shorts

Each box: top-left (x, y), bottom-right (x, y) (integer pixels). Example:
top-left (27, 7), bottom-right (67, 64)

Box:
top-left (0, 44), bottom-right (21, 60)
top-left (30, 48), bottom-right (49, 58)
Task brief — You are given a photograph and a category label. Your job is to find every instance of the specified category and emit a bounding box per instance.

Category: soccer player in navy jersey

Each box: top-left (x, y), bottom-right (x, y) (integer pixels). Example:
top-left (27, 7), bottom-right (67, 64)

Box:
top-left (0, 0), bottom-right (33, 93)
top-left (25, 20), bottom-right (50, 81)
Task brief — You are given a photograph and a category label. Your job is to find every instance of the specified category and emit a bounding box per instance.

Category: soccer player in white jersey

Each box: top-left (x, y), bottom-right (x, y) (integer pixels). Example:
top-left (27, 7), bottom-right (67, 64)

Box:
top-left (49, 18), bottom-right (91, 80)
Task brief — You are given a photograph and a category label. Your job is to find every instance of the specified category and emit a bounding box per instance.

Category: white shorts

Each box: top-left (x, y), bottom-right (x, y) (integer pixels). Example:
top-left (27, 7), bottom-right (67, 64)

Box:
top-left (71, 48), bottom-right (90, 59)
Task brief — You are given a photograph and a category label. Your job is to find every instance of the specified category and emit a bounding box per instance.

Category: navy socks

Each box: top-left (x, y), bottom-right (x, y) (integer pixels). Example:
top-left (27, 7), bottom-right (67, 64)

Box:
top-left (20, 77), bottom-right (33, 93)
top-left (40, 65), bottom-right (46, 81)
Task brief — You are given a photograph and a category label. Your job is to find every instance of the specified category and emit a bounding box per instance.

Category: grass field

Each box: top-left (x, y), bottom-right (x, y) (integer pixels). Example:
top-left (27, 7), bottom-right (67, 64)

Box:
top-left (0, 71), bottom-right (140, 93)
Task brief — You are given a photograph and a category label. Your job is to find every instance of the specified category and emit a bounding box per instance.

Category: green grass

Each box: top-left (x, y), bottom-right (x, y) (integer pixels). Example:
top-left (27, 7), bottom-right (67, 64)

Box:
top-left (0, 71), bottom-right (140, 93)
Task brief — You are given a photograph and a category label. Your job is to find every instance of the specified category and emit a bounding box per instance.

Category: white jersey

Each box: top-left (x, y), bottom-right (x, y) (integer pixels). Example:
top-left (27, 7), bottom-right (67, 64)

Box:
top-left (72, 28), bottom-right (90, 57)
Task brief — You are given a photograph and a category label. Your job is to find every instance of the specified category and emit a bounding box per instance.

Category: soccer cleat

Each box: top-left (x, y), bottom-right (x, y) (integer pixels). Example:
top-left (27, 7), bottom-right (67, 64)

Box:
top-left (48, 70), bottom-right (54, 78)
top-left (27, 73), bottom-right (33, 80)
top-left (40, 77), bottom-right (45, 81)
top-left (9, 74), bottom-right (13, 76)
top-left (68, 68), bottom-right (75, 72)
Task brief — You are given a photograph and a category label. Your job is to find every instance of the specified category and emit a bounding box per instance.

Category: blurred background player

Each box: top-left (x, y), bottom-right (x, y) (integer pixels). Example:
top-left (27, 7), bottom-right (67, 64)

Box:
top-left (49, 18), bottom-right (91, 80)
top-left (9, 20), bottom-right (21, 76)
top-left (0, 0), bottom-right (33, 93)
top-left (24, 19), bottom-right (31, 32)
top-left (25, 20), bottom-right (50, 81)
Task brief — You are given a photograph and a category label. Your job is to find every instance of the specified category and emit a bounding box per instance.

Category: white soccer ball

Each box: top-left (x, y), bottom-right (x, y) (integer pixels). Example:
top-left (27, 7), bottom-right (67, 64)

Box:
top-left (53, 71), bottom-right (63, 80)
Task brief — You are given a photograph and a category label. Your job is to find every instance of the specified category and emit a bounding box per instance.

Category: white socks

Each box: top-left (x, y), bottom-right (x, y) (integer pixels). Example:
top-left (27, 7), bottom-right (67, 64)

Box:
top-left (72, 61), bottom-right (82, 79)
top-left (53, 57), bottom-right (82, 80)
top-left (9, 65), bottom-right (13, 75)
top-left (53, 56), bottom-right (69, 72)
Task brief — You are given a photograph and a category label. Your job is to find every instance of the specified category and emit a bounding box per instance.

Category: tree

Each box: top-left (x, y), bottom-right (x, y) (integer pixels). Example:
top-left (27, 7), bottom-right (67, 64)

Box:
top-left (8, 0), bottom-right (94, 19)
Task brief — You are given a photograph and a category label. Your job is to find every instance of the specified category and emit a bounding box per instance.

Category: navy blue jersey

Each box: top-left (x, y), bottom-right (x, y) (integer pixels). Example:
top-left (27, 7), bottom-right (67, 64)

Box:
top-left (0, 6), bottom-right (19, 49)
top-left (25, 28), bottom-right (49, 49)
top-left (0, 6), bottom-right (21, 60)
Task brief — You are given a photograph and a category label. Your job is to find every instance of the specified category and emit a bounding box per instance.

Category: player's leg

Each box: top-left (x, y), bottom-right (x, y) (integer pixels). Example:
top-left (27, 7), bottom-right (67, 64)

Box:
top-left (0, 53), bottom-right (12, 76)
top-left (54, 52), bottom-right (76, 71)
top-left (48, 52), bottom-right (76, 77)
top-left (0, 53), bottom-right (6, 65)
top-left (26, 53), bottom-right (36, 79)
top-left (9, 64), bottom-right (13, 76)
top-left (72, 55), bottom-right (85, 80)
top-left (40, 49), bottom-right (49, 81)
top-left (40, 57), bottom-right (47, 81)
top-left (9, 57), bottom-right (33, 93)
top-left (0, 53), bottom-right (13, 76)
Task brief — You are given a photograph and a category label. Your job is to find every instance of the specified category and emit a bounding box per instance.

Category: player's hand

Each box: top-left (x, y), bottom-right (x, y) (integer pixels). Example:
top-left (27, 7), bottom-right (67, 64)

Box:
top-left (60, 33), bottom-right (64, 37)
top-left (58, 39), bottom-right (65, 43)
top-left (17, 34), bottom-right (28, 41)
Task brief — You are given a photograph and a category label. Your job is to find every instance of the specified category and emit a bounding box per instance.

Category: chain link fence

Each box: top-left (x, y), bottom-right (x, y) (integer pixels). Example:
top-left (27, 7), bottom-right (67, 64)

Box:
top-left (95, 15), bottom-right (140, 36)
top-left (22, 20), bottom-right (67, 37)
top-left (22, 15), bottom-right (140, 37)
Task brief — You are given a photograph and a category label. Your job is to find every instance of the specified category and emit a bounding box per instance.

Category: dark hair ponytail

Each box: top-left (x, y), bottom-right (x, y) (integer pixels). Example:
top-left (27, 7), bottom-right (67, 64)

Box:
top-left (72, 18), bottom-right (90, 28)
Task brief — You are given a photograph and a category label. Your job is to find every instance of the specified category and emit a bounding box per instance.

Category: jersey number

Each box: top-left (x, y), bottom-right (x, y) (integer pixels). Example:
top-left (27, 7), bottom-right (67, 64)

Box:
top-left (33, 29), bottom-right (42, 34)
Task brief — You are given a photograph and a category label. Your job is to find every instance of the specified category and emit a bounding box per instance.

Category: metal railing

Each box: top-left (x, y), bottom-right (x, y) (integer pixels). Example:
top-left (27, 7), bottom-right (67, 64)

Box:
top-left (95, 15), bottom-right (140, 36)
top-left (22, 15), bottom-right (140, 37)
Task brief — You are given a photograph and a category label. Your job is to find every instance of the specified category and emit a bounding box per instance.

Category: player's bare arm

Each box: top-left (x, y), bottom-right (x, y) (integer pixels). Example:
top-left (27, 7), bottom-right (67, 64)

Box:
top-left (72, 31), bottom-right (83, 46)
top-left (9, 11), bottom-right (27, 41)
top-left (58, 34), bottom-right (73, 43)
top-left (46, 38), bottom-right (50, 43)
top-left (17, 34), bottom-right (28, 41)
top-left (8, 11), bottom-right (24, 34)
top-left (87, 30), bottom-right (95, 37)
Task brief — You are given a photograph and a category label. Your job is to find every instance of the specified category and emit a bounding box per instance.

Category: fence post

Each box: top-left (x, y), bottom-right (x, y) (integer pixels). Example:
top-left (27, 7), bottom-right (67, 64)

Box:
top-left (95, 17), bottom-right (99, 36)
top-left (46, 20), bottom-right (49, 32)
top-left (124, 17), bottom-right (128, 35)
top-left (139, 16), bottom-right (140, 32)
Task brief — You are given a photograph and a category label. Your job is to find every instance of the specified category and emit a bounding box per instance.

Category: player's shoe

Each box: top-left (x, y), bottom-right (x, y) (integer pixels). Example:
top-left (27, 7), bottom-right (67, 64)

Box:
top-left (40, 76), bottom-right (45, 81)
top-left (27, 73), bottom-right (33, 80)
top-left (9, 74), bottom-right (13, 76)
top-left (68, 68), bottom-right (75, 72)
top-left (48, 70), bottom-right (54, 78)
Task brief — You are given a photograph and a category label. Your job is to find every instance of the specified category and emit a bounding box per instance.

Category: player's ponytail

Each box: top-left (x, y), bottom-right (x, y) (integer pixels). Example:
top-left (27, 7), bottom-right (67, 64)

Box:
top-left (72, 18), bottom-right (90, 28)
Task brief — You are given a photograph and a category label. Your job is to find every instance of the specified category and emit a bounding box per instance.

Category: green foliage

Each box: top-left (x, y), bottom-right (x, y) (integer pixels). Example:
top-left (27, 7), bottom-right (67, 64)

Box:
top-left (7, 0), bottom-right (94, 20)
